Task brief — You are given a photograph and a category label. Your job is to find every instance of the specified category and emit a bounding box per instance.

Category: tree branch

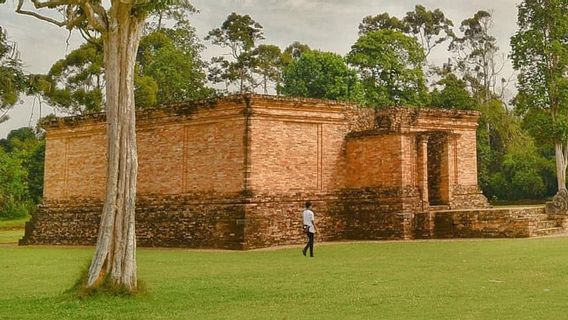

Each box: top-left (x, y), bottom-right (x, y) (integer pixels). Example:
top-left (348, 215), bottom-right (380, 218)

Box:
top-left (16, 0), bottom-right (67, 27)
top-left (30, 0), bottom-right (73, 9)
top-left (16, 0), bottom-right (108, 33)
top-left (80, 1), bottom-right (107, 32)
top-left (79, 28), bottom-right (103, 49)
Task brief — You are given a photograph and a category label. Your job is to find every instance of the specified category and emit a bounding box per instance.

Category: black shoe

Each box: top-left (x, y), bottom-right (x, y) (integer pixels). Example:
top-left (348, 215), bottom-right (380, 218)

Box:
top-left (302, 248), bottom-right (306, 256)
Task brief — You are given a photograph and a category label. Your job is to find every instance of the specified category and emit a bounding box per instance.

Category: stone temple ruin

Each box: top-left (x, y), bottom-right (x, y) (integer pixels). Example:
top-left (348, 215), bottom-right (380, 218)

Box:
top-left (21, 94), bottom-right (568, 249)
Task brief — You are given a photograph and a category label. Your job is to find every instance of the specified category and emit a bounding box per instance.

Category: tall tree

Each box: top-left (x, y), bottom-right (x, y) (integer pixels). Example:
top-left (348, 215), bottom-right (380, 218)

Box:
top-left (450, 10), bottom-right (507, 103)
top-left (13, 0), bottom-right (184, 292)
top-left (347, 30), bottom-right (429, 107)
top-left (358, 12), bottom-right (407, 35)
top-left (146, 0), bottom-right (196, 31)
top-left (403, 5), bottom-right (454, 58)
top-left (251, 44), bottom-right (282, 94)
top-left (0, 26), bottom-right (26, 123)
top-left (279, 50), bottom-right (363, 103)
top-left (511, 0), bottom-right (568, 193)
top-left (359, 6), bottom-right (454, 58)
top-left (206, 12), bottom-right (264, 92)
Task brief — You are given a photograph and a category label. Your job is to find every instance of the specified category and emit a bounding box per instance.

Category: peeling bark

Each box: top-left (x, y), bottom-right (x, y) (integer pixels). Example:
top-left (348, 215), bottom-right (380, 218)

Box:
top-left (86, 5), bottom-right (144, 291)
top-left (555, 143), bottom-right (568, 192)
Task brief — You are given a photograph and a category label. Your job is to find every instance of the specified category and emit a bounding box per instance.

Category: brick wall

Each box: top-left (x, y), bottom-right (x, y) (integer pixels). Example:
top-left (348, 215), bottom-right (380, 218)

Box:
top-left (21, 195), bottom-right (247, 249)
top-left (248, 100), bottom-right (347, 193)
top-left (344, 134), bottom-right (403, 188)
top-left (43, 124), bottom-right (107, 200)
top-left (43, 100), bottom-right (246, 200)
top-left (416, 207), bottom-right (548, 238)
top-left (25, 95), bottom-right (499, 249)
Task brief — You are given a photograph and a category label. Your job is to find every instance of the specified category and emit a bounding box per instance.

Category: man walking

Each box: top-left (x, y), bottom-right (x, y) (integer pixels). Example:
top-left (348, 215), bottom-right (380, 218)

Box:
top-left (302, 201), bottom-right (316, 257)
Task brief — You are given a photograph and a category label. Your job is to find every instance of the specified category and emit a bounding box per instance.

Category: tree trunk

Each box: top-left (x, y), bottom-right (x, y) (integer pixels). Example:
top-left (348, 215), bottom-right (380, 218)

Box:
top-left (555, 143), bottom-right (568, 192)
top-left (86, 10), bottom-right (144, 291)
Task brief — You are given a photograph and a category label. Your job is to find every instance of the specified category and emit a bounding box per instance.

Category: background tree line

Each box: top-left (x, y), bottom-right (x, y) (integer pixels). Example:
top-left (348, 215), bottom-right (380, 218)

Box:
top-left (0, 2), bottom-right (564, 221)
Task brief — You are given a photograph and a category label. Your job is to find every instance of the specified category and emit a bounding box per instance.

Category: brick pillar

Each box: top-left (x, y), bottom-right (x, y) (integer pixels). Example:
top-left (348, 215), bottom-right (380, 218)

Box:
top-left (417, 134), bottom-right (429, 211)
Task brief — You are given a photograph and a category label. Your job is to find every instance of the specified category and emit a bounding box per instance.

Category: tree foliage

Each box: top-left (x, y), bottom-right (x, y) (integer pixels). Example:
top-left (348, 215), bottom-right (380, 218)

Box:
top-left (0, 27), bottom-right (26, 123)
top-left (476, 100), bottom-right (554, 200)
top-left (403, 5), bottom-right (454, 57)
top-left (279, 50), bottom-right (363, 103)
top-left (450, 10), bottom-right (507, 103)
top-left (359, 5), bottom-right (454, 58)
top-left (252, 44), bottom-right (282, 94)
top-left (40, 42), bottom-right (104, 114)
top-left (136, 24), bottom-right (212, 106)
top-left (347, 30), bottom-right (429, 107)
top-left (511, 0), bottom-right (568, 191)
top-left (145, 0), bottom-right (197, 31)
top-left (359, 12), bottom-right (407, 35)
top-left (430, 73), bottom-right (476, 110)
top-left (206, 12), bottom-right (265, 92)
top-left (0, 127), bottom-right (44, 219)
top-left (38, 17), bottom-right (210, 113)
top-left (511, 0), bottom-right (568, 142)
top-left (281, 41), bottom-right (312, 67)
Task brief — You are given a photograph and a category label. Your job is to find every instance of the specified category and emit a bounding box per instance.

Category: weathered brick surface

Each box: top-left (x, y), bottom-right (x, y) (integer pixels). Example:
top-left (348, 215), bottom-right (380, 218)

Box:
top-left (345, 135), bottom-right (403, 188)
top-left (242, 187), bottom-right (421, 249)
top-left (424, 207), bottom-right (551, 238)
top-left (242, 193), bottom-right (346, 249)
top-left (25, 94), bottom-right (521, 250)
top-left (21, 195), bottom-right (247, 249)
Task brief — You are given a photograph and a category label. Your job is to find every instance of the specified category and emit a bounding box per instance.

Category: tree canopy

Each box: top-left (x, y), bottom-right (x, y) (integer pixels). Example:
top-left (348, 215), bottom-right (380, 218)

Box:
top-left (0, 127), bottom-right (44, 219)
top-left (0, 27), bottom-right (26, 123)
top-left (450, 10), bottom-right (505, 103)
top-left (279, 50), bottom-right (363, 103)
top-left (359, 5), bottom-right (454, 58)
top-left (37, 17), bottom-right (211, 114)
top-left (430, 73), bottom-right (476, 110)
top-left (347, 30), bottom-right (429, 107)
top-left (206, 12), bottom-right (265, 92)
top-left (511, 0), bottom-right (568, 191)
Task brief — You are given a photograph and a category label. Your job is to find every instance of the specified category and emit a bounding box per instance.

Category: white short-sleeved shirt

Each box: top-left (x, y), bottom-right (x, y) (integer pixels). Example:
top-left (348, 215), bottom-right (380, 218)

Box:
top-left (303, 209), bottom-right (315, 233)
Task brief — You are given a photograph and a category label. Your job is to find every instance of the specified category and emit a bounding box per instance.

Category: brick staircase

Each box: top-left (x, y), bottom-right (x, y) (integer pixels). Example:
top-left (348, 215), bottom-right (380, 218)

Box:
top-left (533, 214), bottom-right (565, 237)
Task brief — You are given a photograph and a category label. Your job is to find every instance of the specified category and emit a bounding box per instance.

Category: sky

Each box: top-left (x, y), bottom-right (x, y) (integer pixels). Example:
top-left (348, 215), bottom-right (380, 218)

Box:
top-left (0, 0), bottom-right (521, 138)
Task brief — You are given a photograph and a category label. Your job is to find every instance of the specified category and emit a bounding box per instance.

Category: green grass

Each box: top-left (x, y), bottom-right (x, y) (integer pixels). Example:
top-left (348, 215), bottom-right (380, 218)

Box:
top-left (0, 229), bottom-right (23, 244)
top-left (1, 237), bottom-right (568, 319)
top-left (0, 216), bottom-right (30, 230)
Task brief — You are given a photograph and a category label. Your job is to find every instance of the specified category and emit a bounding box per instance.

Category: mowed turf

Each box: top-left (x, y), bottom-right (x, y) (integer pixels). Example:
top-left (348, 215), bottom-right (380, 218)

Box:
top-left (0, 218), bottom-right (27, 244)
top-left (0, 230), bottom-right (23, 244)
top-left (1, 237), bottom-right (568, 319)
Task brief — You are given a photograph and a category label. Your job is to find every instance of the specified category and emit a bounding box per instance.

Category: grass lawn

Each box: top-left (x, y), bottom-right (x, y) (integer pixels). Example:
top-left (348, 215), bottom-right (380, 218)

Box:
top-left (0, 229), bottom-right (23, 244)
top-left (1, 237), bottom-right (568, 319)
top-left (0, 216), bottom-right (30, 230)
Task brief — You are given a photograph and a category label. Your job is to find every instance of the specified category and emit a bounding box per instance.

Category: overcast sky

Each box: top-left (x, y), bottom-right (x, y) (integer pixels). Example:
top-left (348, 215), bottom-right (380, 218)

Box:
top-left (0, 0), bottom-right (521, 138)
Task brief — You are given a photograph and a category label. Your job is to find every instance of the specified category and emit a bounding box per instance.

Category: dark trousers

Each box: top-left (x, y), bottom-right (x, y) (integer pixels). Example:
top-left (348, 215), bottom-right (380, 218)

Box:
top-left (304, 232), bottom-right (314, 257)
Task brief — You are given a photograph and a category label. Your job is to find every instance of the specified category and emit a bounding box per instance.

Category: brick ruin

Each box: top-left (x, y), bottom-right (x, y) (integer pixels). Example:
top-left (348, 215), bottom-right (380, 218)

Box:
top-left (20, 94), bottom-right (567, 249)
